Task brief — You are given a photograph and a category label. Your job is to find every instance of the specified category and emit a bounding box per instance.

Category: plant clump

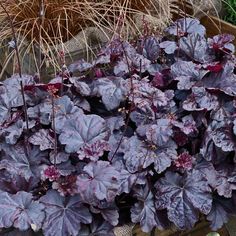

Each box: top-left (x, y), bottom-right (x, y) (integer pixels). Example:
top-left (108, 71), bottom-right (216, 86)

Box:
top-left (0, 18), bottom-right (236, 235)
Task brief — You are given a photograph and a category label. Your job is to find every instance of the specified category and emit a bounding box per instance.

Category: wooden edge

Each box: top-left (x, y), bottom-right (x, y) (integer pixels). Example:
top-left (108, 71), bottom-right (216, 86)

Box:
top-left (200, 15), bottom-right (236, 43)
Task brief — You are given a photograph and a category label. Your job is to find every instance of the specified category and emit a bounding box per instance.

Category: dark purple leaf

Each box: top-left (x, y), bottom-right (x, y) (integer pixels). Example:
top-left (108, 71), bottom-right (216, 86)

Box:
top-left (160, 41), bottom-right (177, 54)
top-left (155, 171), bottom-right (212, 229)
top-left (40, 190), bottom-right (92, 236)
top-left (207, 197), bottom-right (234, 230)
top-left (179, 34), bottom-right (211, 62)
top-left (0, 144), bottom-right (47, 180)
top-left (124, 136), bottom-right (177, 174)
top-left (0, 191), bottom-right (45, 231)
top-left (90, 201), bottom-right (119, 226)
top-left (95, 77), bottom-right (129, 110)
top-left (68, 59), bottom-right (93, 73)
top-left (54, 95), bottom-right (83, 133)
top-left (208, 34), bottom-right (235, 53)
top-left (59, 114), bottom-right (108, 153)
top-left (29, 129), bottom-right (54, 150)
top-left (76, 161), bottom-right (120, 202)
top-left (79, 218), bottom-right (115, 236)
top-left (131, 185), bottom-right (166, 232)
top-left (201, 62), bottom-right (236, 96)
top-left (166, 18), bottom-right (206, 36)
top-left (183, 87), bottom-right (219, 111)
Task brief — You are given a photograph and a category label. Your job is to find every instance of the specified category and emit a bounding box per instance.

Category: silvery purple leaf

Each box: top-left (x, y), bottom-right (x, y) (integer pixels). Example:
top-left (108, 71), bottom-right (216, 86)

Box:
top-left (69, 78), bottom-right (91, 96)
top-left (79, 218), bottom-right (115, 236)
top-left (27, 99), bottom-right (52, 125)
top-left (0, 144), bottom-right (47, 181)
top-left (54, 95), bottom-right (83, 133)
top-left (90, 201), bottom-right (119, 226)
top-left (95, 77), bottom-right (128, 110)
top-left (183, 87), bottom-right (219, 111)
top-left (208, 34), bottom-right (235, 53)
top-left (171, 61), bottom-right (207, 90)
top-left (3, 74), bottom-right (35, 107)
top-left (114, 60), bottom-right (129, 76)
top-left (59, 114), bottom-right (108, 153)
top-left (0, 94), bottom-right (11, 125)
top-left (207, 197), bottom-right (234, 230)
top-left (201, 62), bottom-right (236, 96)
top-left (159, 41), bottom-right (177, 54)
top-left (214, 165), bottom-right (236, 198)
top-left (40, 190), bottom-right (92, 236)
top-left (166, 18), bottom-right (206, 36)
top-left (76, 161), bottom-right (120, 202)
top-left (0, 119), bottom-right (24, 144)
top-left (179, 34), bottom-right (211, 63)
top-left (124, 136), bottom-right (177, 174)
top-left (29, 129), bottom-right (54, 150)
top-left (146, 119), bottom-right (173, 146)
top-left (131, 185), bottom-right (166, 232)
top-left (56, 161), bottom-right (76, 176)
top-left (0, 191), bottom-right (45, 231)
top-left (138, 36), bottom-right (160, 61)
top-left (129, 78), bottom-right (168, 110)
top-left (173, 115), bottom-right (197, 135)
top-left (68, 59), bottom-right (93, 73)
top-left (106, 116), bottom-right (125, 133)
top-left (155, 171), bottom-right (212, 230)
top-left (49, 151), bottom-right (69, 164)
top-left (78, 140), bottom-right (109, 161)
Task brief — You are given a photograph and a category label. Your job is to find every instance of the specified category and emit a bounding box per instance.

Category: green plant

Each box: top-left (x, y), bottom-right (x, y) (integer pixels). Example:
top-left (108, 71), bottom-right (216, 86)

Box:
top-left (223, 0), bottom-right (236, 25)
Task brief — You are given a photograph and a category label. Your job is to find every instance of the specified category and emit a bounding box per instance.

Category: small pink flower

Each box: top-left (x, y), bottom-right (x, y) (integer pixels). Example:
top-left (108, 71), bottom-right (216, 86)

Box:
top-left (174, 152), bottom-right (193, 170)
top-left (52, 175), bottom-right (77, 196)
top-left (42, 166), bottom-right (60, 182)
top-left (95, 68), bottom-right (103, 78)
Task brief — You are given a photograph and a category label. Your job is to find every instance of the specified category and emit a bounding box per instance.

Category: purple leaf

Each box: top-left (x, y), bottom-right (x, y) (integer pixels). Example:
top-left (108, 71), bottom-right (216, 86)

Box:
top-left (68, 59), bottom-right (93, 73)
top-left (124, 136), bottom-right (177, 174)
top-left (0, 119), bottom-right (24, 144)
top-left (207, 197), bottom-right (234, 230)
top-left (171, 61), bottom-right (207, 90)
top-left (159, 41), bottom-right (177, 54)
top-left (0, 191), bottom-right (45, 231)
top-left (0, 144), bottom-right (47, 181)
top-left (3, 74), bottom-right (35, 107)
top-left (59, 114), bottom-right (108, 153)
top-left (95, 77), bottom-right (129, 110)
top-left (208, 34), bottom-right (235, 53)
top-left (166, 18), bottom-right (206, 36)
top-left (90, 201), bottom-right (119, 226)
top-left (79, 218), bottom-right (115, 236)
top-left (54, 95), bottom-right (83, 133)
top-left (146, 119), bottom-right (173, 146)
top-left (155, 171), bottom-right (212, 229)
top-left (138, 36), bottom-right (160, 61)
top-left (201, 62), bottom-right (236, 96)
top-left (131, 185), bottom-right (166, 232)
top-left (49, 151), bottom-right (69, 164)
top-left (76, 161), bottom-right (120, 202)
top-left (29, 129), bottom-right (54, 150)
top-left (179, 34), bottom-right (211, 62)
top-left (40, 190), bottom-right (92, 236)
top-left (183, 87), bottom-right (219, 111)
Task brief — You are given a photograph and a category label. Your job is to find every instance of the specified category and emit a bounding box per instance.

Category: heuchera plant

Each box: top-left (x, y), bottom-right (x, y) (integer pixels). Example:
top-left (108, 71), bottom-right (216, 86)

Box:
top-left (0, 18), bottom-right (236, 235)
